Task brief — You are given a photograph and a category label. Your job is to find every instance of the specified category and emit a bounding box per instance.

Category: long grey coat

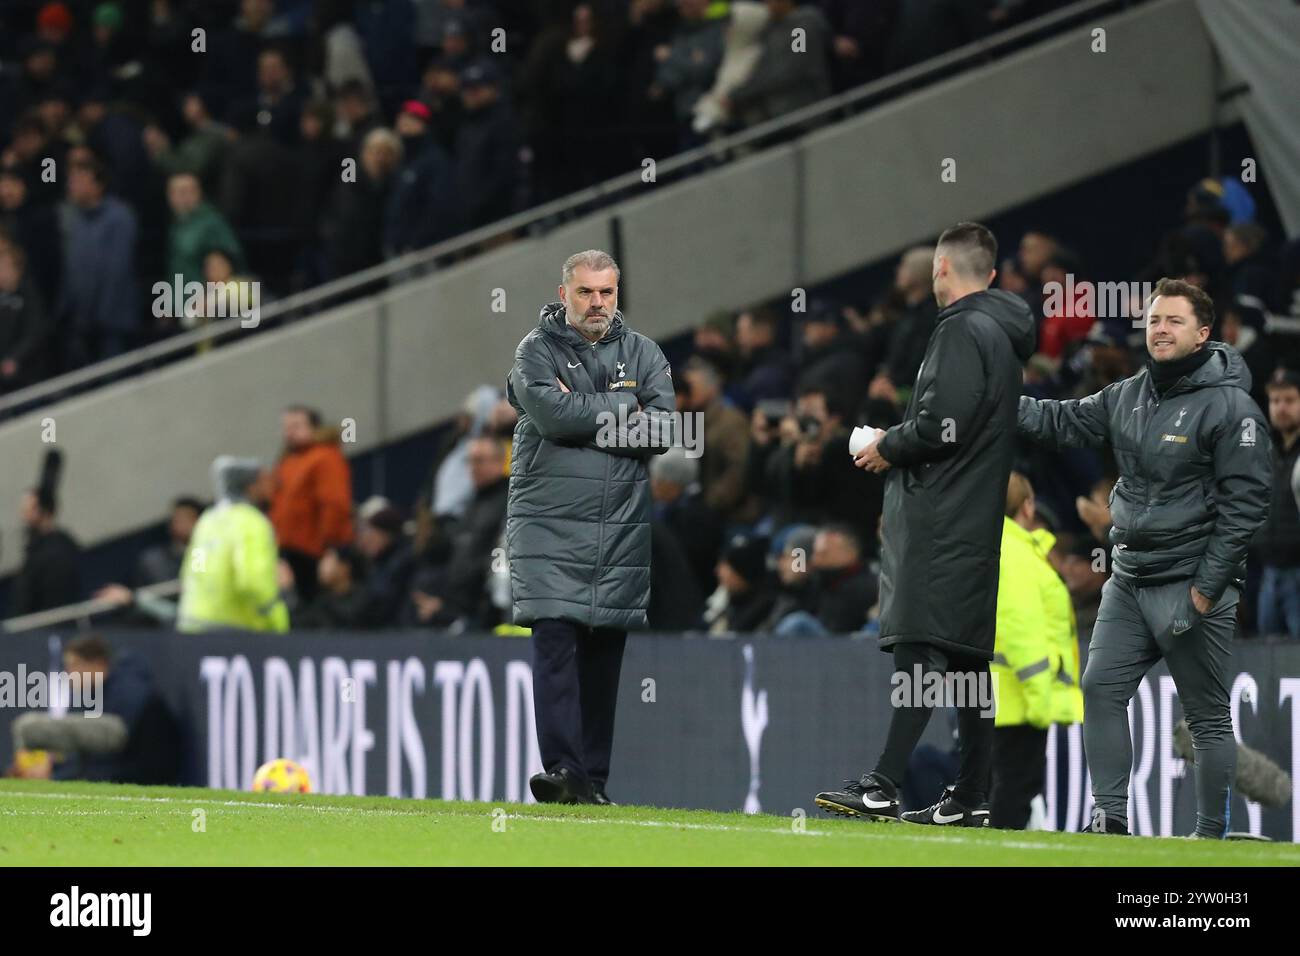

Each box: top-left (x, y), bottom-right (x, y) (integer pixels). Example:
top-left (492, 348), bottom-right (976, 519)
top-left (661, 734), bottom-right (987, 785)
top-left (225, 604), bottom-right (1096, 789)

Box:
top-left (505, 304), bottom-right (675, 629)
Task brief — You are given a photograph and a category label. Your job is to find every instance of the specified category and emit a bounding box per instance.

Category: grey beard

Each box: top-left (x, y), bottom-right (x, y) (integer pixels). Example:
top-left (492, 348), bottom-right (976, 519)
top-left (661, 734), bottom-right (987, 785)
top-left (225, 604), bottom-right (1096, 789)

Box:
top-left (569, 311), bottom-right (611, 339)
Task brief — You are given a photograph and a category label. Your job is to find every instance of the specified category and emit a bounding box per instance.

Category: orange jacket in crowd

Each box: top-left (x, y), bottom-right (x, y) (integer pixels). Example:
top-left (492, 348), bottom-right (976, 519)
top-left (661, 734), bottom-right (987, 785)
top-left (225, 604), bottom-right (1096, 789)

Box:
top-left (270, 428), bottom-right (354, 557)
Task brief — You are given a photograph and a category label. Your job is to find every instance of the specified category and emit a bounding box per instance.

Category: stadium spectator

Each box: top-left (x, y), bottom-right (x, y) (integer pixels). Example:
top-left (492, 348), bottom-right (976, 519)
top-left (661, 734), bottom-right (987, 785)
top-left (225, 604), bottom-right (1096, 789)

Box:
top-left (1223, 221), bottom-right (1275, 306)
top-left (1012, 230), bottom-right (1058, 304)
top-left (10, 481), bottom-right (81, 617)
top-left (406, 435), bottom-right (510, 629)
top-left (142, 91), bottom-right (232, 198)
top-left (884, 0), bottom-right (990, 73)
top-left (452, 60), bottom-right (519, 231)
top-left (618, 0), bottom-right (680, 167)
top-left (647, 519), bottom-right (706, 631)
top-left (809, 523), bottom-right (876, 633)
top-left (690, 310), bottom-right (738, 381)
top-left (1036, 248), bottom-right (1093, 359)
top-left (356, 505), bottom-right (416, 627)
top-left (270, 405), bottom-right (354, 601)
top-left (1219, 300), bottom-right (1271, 411)
top-left (1072, 320), bottom-right (1138, 396)
top-left (0, 164), bottom-right (61, 307)
top-left (413, 385), bottom-right (504, 561)
top-left (9, 634), bottom-right (181, 785)
top-left (1254, 368), bottom-right (1300, 639)
top-left (650, 0), bottom-right (725, 148)
top-left (323, 126), bottom-right (401, 279)
top-left (0, 236), bottom-right (52, 392)
top-left (201, 246), bottom-right (260, 329)
top-left (289, 98), bottom-right (343, 288)
top-left (706, 532), bottom-right (775, 633)
top-left (415, 53), bottom-right (465, 151)
top-left (77, 86), bottom-right (154, 214)
top-left (200, 0), bottom-right (284, 119)
top-left (795, 300), bottom-right (867, 422)
top-left (315, 0), bottom-right (376, 96)
top-left (679, 355), bottom-right (752, 519)
top-left (134, 496), bottom-right (203, 587)
top-left (414, 0), bottom-right (498, 60)
top-left (230, 46), bottom-right (306, 146)
top-left (385, 99), bottom-right (460, 256)
top-left (87, 4), bottom-right (133, 85)
top-left (817, 0), bottom-right (896, 91)
top-left (164, 171), bottom-right (245, 323)
top-left (723, 0), bottom-right (831, 127)
top-left (355, 0), bottom-right (420, 112)
top-left (175, 456), bottom-right (288, 633)
top-left (62, 157), bottom-right (140, 364)
top-left (732, 306), bottom-right (792, 409)
top-left (758, 524), bottom-right (818, 634)
top-left (333, 77), bottom-right (382, 152)
top-left (523, 3), bottom-right (619, 201)
top-left (650, 445), bottom-right (724, 600)
top-left (862, 246), bottom-right (937, 416)
top-left (296, 544), bottom-right (369, 629)
top-left (765, 382), bottom-right (882, 549)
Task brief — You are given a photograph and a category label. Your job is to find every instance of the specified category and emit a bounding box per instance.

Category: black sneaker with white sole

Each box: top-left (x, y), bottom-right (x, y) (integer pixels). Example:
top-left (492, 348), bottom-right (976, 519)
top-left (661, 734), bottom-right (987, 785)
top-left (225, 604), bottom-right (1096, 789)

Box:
top-left (900, 787), bottom-right (990, 827)
top-left (815, 772), bottom-right (900, 821)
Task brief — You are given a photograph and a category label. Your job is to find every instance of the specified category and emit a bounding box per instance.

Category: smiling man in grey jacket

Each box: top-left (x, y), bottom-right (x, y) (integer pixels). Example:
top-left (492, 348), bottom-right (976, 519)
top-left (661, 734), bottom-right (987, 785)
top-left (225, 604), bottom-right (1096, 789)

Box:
top-left (506, 250), bottom-right (675, 805)
top-left (1018, 277), bottom-right (1271, 838)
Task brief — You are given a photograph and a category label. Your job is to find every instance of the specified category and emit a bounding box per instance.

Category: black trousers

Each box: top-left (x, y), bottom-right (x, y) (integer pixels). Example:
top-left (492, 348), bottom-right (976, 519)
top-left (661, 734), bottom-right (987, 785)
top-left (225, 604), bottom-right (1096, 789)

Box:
top-left (990, 724), bottom-right (1048, 829)
top-left (531, 618), bottom-right (628, 787)
top-left (876, 642), bottom-right (993, 806)
top-left (280, 547), bottom-right (320, 603)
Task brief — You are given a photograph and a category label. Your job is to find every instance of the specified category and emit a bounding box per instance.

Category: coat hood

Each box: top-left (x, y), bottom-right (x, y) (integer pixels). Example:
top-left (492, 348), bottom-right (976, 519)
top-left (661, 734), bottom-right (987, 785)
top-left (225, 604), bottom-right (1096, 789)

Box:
top-left (941, 289), bottom-right (1036, 362)
top-left (537, 302), bottom-right (627, 348)
top-left (211, 455), bottom-right (262, 502)
top-left (1162, 341), bottom-right (1253, 395)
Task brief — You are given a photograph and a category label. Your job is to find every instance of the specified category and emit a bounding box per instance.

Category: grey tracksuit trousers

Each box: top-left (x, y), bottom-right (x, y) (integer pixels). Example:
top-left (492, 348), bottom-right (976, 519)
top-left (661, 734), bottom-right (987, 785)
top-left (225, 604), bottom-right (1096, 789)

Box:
top-left (1083, 575), bottom-right (1238, 837)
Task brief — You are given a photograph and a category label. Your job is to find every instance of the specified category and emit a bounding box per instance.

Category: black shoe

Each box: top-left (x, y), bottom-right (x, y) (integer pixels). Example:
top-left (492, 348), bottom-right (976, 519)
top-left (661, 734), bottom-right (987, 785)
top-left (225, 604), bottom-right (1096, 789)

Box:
top-left (529, 768), bottom-right (595, 805)
top-left (900, 787), bottom-right (990, 827)
top-left (815, 772), bottom-right (900, 821)
top-left (591, 786), bottom-right (615, 806)
top-left (1081, 807), bottom-right (1129, 835)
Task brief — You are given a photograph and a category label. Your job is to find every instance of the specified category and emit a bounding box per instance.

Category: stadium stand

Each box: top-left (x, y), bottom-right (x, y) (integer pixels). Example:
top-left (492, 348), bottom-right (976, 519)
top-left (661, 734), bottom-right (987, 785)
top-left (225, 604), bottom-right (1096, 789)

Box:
top-left (0, 0), bottom-right (1297, 648)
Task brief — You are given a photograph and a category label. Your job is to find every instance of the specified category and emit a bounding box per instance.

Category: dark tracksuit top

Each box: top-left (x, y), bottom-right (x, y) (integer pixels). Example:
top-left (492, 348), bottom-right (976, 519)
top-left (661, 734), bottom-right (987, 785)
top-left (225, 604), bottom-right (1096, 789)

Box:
top-left (1017, 342), bottom-right (1271, 608)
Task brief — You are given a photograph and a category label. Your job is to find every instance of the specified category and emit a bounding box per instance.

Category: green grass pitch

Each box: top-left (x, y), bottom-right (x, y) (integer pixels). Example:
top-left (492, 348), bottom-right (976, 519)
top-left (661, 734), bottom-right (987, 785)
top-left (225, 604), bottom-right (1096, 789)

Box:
top-left (1, 779), bottom-right (1296, 866)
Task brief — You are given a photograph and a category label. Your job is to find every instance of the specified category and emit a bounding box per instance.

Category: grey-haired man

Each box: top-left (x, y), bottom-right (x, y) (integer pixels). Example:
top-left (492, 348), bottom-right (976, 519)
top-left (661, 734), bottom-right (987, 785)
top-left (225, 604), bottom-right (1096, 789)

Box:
top-left (506, 250), bottom-right (675, 804)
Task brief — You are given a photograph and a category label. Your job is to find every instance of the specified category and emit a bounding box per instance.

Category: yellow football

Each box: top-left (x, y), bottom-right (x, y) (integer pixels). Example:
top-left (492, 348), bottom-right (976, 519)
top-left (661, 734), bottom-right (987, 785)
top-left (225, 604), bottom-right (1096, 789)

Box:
top-left (251, 758), bottom-right (313, 794)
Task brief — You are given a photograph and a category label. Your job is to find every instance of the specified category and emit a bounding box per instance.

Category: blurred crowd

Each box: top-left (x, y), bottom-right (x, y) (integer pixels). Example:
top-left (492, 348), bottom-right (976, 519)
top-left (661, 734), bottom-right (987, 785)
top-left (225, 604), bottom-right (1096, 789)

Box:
top-left (0, 0), bottom-right (1072, 392)
top-left (9, 173), bottom-right (1300, 640)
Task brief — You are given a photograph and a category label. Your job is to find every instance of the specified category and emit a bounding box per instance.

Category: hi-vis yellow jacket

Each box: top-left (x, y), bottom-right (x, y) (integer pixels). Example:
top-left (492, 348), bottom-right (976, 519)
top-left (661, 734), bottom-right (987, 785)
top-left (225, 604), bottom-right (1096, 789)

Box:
top-left (178, 501), bottom-right (289, 633)
top-left (993, 517), bottom-right (1083, 727)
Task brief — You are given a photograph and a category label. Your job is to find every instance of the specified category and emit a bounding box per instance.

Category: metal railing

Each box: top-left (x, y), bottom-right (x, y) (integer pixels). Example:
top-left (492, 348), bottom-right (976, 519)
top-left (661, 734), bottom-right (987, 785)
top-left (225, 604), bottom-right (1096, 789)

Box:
top-left (0, 0), bottom-right (1141, 420)
top-left (3, 579), bottom-right (180, 635)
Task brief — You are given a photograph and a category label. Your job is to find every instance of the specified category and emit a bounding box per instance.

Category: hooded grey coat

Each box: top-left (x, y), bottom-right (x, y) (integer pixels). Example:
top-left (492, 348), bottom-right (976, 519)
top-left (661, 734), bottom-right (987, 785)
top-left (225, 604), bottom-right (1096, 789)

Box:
top-left (1018, 342), bottom-right (1271, 606)
top-left (875, 289), bottom-right (1037, 660)
top-left (505, 304), bottom-right (675, 629)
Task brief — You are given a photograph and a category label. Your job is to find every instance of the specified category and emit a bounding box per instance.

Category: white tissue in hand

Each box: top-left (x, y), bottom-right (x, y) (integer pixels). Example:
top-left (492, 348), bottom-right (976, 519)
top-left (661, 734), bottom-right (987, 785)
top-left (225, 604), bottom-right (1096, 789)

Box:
top-left (849, 426), bottom-right (882, 457)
